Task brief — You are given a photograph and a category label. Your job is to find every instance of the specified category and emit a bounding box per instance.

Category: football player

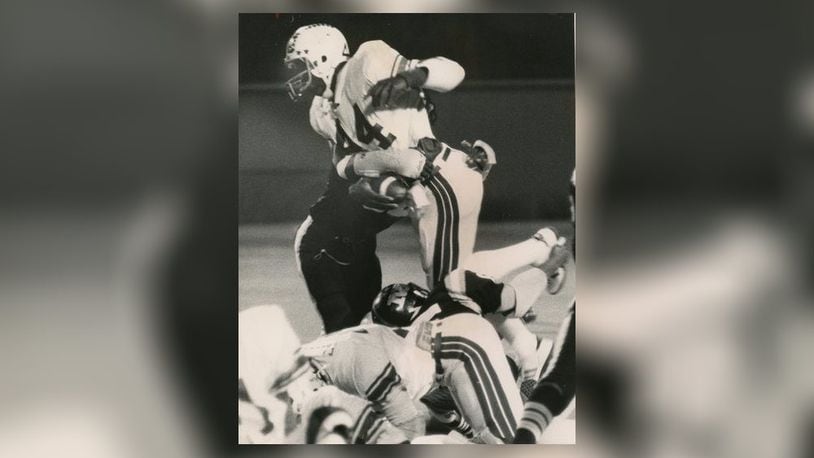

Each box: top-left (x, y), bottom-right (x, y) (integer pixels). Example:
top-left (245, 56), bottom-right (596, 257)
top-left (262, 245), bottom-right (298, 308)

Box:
top-left (297, 318), bottom-right (435, 440)
top-left (285, 25), bottom-right (482, 337)
top-left (514, 169), bottom-right (576, 444)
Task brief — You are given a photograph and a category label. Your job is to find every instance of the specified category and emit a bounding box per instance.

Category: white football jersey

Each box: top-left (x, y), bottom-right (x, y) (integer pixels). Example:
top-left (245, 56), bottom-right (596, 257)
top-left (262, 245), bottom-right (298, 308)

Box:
top-left (302, 324), bottom-right (435, 402)
top-left (332, 40), bottom-right (435, 154)
top-left (309, 95), bottom-right (337, 143)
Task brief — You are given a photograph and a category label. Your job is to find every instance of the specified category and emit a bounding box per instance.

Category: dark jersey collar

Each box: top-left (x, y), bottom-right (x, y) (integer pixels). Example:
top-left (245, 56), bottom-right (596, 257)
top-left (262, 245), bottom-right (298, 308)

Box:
top-left (329, 60), bottom-right (348, 97)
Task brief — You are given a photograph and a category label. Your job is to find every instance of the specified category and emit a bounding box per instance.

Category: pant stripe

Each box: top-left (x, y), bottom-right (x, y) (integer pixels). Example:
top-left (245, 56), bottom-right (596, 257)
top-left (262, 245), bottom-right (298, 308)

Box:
top-left (427, 178), bottom-right (450, 284)
top-left (352, 404), bottom-right (375, 444)
top-left (439, 342), bottom-right (511, 440)
top-left (449, 338), bottom-right (517, 433)
top-left (445, 336), bottom-right (517, 433)
top-left (365, 363), bottom-right (394, 400)
top-left (435, 174), bottom-right (460, 273)
top-left (439, 337), bottom-right (517, 439)
top-left (366, 363), bottom-right (401, 403)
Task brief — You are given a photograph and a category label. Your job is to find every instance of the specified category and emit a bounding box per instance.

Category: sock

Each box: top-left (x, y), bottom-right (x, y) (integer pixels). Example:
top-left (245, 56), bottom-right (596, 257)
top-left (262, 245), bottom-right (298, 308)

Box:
top-left (514, 401), bottom-right (553, 444)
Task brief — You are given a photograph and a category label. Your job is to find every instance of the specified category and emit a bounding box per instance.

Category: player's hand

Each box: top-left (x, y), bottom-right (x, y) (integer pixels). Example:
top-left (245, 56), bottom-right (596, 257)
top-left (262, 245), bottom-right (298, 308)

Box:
top-left (461, 139), bottom-right (492, 173)
top-left (348, 178), bottom-right (400, 212)
top-left (368, 75), bottom-right (424, 109)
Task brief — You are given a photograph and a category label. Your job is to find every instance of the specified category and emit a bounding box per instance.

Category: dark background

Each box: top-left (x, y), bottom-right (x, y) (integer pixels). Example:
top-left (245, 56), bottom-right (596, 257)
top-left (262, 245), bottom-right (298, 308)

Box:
top-left (239, 14), bottom-right (575, 223)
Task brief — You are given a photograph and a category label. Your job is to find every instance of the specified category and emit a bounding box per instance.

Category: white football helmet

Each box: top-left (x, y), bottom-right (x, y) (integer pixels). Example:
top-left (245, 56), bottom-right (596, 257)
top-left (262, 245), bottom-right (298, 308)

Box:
top-left (284, 24), bottom-right (349, 101)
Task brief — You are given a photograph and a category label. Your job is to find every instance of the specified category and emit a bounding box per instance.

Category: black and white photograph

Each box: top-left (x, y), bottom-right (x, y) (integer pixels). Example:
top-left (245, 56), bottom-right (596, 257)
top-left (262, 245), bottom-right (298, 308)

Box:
top-left (239, 13), bottom-right (575, 445)
top-left (5, 1), bottom-right (814, 457)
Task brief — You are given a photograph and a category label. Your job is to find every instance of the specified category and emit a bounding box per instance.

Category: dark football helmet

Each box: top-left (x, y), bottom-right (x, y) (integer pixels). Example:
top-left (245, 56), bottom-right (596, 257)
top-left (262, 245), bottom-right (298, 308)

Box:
top-left (371, 282), bottom-right (429, 327)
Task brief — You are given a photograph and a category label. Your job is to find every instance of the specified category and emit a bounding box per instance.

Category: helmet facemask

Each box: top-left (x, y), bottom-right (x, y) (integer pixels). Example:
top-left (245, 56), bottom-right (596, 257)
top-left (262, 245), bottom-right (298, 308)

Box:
top-left (283, 24), bottom-right (348, 102)
top-left (284, 57), bottom-right (327, 101)
top-left (372, 282), bottom-right (429, 327)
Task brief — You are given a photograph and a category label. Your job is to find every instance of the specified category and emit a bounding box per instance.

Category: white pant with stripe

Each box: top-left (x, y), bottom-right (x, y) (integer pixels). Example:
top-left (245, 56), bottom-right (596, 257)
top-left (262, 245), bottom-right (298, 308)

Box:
top-left (413, 146), bottom-right (483, 288)
top-left (433, 312), bottom-right (524, 443)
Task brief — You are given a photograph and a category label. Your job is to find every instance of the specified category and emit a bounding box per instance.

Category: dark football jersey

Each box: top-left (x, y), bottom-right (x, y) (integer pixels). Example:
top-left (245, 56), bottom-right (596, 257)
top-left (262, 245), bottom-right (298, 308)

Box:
top-left (417, 269), bottom-right (507, 320)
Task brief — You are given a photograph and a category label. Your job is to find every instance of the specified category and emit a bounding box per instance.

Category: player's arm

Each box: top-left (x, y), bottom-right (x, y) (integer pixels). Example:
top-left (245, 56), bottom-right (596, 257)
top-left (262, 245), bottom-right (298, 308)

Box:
top-left (359, 40), bottom-right (465, 92)
top-left (335, 148), bottom-right (435, 182)
top-left (373, 385), bottom-right (425, 440)
top-left (359, 40), bottom-right (465, 108)
top-left (354, 361), bottom-right (424, 439)
top-left (408, 56), bottom-right (466, 92)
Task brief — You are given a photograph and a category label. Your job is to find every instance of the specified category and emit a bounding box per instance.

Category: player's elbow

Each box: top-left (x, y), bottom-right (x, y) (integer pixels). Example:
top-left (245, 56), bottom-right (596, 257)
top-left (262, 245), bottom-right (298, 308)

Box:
top-left (421, 57), bottom-right (465, 92)
top-left (441, 60), bottom-right (465, 91)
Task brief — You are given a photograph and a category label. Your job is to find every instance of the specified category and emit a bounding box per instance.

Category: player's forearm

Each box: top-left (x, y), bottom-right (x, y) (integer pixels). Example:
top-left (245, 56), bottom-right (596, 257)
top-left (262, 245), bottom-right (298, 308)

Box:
top-left (412, 57), bottom-right (465, 92)
top-left (336, 149), bottom-right (426, 180)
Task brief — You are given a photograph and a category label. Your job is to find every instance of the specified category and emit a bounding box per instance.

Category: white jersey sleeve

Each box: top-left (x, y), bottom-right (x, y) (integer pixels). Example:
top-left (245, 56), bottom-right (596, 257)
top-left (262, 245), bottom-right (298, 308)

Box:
top-left (357, 40), bottom-right (412, 85)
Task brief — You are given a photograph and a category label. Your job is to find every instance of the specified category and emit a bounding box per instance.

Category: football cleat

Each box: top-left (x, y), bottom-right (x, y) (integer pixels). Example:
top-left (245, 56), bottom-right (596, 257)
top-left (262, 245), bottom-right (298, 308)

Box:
top-left (546, 266), bottom-right (567, 295)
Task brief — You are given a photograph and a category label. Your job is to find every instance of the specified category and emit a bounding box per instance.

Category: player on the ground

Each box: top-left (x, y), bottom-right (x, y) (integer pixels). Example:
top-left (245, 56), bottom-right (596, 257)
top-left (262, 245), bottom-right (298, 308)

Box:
top-left (370, 226), bottom-right (568, 443)
top-left (285, 226), bottom-right (568, 443)
top-left (296, 322), bottom-right (430, 441)
top-left (285, 25), bottom-right (482, 335)
top-left (514, 169), bottom-right (576, 444)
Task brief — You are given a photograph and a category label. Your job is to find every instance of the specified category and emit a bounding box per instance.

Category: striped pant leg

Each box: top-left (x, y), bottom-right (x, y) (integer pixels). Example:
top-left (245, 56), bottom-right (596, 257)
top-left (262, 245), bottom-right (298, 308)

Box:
top-left (436, 316), bottom-right (523, 442)
top-left (419, 166), bottom-right (483, 288)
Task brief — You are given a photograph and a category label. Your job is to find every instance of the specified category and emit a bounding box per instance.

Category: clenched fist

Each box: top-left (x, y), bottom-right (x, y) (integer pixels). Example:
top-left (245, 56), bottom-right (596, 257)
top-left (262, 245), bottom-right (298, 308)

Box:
top-left (367, 68), bottom-right (428, 110)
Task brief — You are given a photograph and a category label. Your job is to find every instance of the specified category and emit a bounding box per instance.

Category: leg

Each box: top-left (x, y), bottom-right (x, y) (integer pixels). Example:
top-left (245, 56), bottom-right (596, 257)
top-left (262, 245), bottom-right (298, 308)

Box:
top-left (444, 164), bottom-right (483, 274)
top-left (437, 315), bottom-right (524, 443)
top-left (298, 247), bottom-right (355, 333)
top-left (462, 230), bottom-right (558, 282)
top-left (420, 386), bottom-right (475, 439)
top-left (515, 304), bottom-right (576, 443)
top-left (415, 177), bottom-right (443, 288)
top-left (411, 205), bottom-right (436, 288)
top-left (346, 245), bottom-right (382, 325)
top-left (492, 316), bottom-right (540, 382)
